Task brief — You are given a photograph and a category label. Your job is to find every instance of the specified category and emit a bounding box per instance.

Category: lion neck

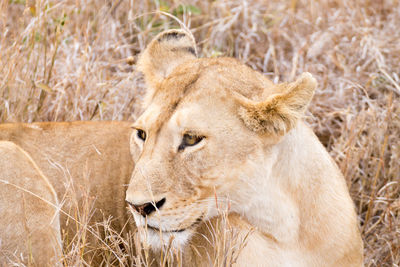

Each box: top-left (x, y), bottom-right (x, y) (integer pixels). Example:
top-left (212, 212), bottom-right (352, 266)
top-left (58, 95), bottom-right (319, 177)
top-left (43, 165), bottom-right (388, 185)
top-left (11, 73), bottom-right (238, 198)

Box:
top-left (229, 121), bottom-right (335, 245)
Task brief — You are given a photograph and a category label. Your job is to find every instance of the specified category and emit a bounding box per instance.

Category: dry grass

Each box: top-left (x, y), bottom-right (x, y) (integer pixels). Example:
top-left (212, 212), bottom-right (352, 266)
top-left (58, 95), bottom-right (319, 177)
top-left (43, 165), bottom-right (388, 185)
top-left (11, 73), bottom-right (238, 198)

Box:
top-left (1, 0), bottom-right (399, 266)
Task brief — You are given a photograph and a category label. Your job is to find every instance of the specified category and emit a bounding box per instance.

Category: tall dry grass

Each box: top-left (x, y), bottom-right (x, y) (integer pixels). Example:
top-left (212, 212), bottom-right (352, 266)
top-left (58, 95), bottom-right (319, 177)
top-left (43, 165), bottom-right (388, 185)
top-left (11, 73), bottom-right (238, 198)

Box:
top-left (0, 0), bottom-right (399, 266)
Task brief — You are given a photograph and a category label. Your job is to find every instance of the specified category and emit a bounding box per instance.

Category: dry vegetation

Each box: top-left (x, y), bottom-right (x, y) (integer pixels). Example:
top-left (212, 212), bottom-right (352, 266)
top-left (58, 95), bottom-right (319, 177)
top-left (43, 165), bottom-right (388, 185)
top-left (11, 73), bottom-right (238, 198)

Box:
top-left (0, 0), bottom-right (399, 266)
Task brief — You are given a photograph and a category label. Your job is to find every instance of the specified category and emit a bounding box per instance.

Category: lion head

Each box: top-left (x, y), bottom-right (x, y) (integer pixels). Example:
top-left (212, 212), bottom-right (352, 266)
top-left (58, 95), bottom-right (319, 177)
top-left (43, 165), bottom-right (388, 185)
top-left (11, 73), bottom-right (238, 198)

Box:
top-left (125, 29), bottom-right (317, 249)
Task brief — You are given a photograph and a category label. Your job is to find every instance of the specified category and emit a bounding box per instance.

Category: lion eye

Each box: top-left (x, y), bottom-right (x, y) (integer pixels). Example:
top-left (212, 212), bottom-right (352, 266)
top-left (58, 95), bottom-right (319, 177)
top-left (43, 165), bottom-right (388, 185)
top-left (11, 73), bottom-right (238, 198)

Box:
top-left (179, 134), bottom-right (204, 151)
top-left (137, 129), bottom-right (146, 141)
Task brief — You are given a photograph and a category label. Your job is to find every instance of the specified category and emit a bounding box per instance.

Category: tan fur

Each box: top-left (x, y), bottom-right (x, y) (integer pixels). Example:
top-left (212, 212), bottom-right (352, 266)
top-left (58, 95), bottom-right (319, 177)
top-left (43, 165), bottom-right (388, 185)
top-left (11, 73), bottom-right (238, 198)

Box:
top-left (0, 121), bottom-right (134, 265)
top-left (235, 72), bottom-right (316, 135)
top-left (126, 29), bottom-right (364, 266)
top-left (0, 141), bottom-right (61, 266)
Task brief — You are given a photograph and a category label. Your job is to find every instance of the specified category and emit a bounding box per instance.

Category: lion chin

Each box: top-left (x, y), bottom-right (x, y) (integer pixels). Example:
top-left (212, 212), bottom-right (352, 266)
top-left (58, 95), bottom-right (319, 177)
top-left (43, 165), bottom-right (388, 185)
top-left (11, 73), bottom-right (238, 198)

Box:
top-left (132, 212), bottom-right (193, 250)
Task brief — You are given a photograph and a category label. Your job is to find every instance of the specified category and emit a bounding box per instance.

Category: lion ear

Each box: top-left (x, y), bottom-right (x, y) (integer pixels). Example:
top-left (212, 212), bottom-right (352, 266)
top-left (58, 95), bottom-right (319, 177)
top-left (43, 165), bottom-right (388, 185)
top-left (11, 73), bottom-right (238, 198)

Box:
top-left (137, 29), bottom-right (197, 105)
top-left (235, 72), bottom-right (317, 136)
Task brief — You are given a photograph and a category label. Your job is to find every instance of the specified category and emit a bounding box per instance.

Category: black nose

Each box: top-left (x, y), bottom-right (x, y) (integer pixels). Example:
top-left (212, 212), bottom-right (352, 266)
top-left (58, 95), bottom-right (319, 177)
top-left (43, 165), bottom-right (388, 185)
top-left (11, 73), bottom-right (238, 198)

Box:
top-left (128, 198), bottom-right (166, 217)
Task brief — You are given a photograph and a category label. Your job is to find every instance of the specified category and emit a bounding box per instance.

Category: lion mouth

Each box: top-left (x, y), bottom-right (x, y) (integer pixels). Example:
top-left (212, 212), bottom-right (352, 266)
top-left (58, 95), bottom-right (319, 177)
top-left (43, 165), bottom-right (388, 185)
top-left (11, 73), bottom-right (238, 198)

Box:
top-left (146, 215), bottom-right (204, 233)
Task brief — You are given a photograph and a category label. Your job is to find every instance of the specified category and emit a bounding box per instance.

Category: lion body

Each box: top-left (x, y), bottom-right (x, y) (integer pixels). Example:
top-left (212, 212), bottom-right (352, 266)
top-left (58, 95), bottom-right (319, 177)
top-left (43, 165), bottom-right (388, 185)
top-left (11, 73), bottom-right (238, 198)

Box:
top-left (0, 141), bottom-right (61, 266)
top-left (0, 121), bottom-right (134, 265)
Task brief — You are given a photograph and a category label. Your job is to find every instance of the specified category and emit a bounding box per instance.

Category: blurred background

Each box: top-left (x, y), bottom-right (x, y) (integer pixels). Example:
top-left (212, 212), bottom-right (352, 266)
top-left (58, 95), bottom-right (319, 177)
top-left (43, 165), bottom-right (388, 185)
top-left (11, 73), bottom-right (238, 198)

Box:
top-left (0, 0), bottom-right (399, 265)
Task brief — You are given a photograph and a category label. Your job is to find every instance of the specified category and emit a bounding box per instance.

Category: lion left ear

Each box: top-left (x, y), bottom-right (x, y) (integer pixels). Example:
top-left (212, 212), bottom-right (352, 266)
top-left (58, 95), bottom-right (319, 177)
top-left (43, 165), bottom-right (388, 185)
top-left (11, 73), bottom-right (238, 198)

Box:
top-left (235, 72), bottom-right (317, 135)
top-left (137, 29), bottom-right (198, 106)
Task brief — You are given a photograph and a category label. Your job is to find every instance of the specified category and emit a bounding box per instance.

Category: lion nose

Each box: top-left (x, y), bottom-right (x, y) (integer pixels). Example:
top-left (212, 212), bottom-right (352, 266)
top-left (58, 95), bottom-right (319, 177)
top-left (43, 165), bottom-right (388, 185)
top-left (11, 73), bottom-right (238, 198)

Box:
top-left (127, 198), bottom-right (166, 217)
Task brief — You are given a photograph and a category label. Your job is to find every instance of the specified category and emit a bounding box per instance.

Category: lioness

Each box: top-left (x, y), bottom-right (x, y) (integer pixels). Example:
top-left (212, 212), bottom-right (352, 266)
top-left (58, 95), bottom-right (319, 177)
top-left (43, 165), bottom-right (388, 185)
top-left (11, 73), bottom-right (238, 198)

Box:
top-left (0, 121), bottom-right (134, 265)
top-left (125, 29), bottom-right (364, 266)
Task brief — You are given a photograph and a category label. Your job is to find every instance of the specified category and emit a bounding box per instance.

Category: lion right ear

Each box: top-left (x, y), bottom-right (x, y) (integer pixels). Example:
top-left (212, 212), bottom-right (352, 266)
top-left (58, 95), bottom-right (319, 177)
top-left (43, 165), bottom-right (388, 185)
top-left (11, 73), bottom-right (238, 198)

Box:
top-left (235, 72), bottom-right (317, 136)
top-left (137, 29), bottom-right (198, 106)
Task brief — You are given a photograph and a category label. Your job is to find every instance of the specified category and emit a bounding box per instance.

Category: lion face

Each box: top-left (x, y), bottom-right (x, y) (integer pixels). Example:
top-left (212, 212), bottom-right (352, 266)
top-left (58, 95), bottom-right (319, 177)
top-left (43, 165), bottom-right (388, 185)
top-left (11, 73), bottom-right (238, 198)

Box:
top-left (127, 61), bottom-right (264, 248)
top-left (126, 30), bottom-right (316, 249)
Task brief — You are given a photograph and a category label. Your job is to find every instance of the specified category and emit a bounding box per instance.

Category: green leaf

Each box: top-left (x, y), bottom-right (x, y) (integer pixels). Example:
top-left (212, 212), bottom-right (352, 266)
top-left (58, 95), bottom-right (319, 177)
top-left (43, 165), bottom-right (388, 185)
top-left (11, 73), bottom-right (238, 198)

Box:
top-left (187, 5), bottom-right (201, 15)
top-left (158, 0), bottom-right (170, 12)
top-left (173, 4), bottom-right (201, 16)
top-left (9, 0), bottom-right (26, 5)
